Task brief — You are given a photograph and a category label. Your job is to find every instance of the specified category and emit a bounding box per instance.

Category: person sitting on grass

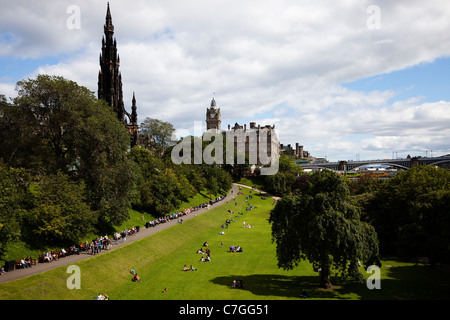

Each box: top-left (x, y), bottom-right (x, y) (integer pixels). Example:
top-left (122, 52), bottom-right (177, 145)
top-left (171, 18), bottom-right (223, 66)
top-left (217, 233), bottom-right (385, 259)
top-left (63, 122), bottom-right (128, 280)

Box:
top-left (132, 273), bottom-right (141, 282)
top-left (230, 245), bottom-right (243, 252)
top-left (95, 293), bottom-right (109, 300)
top-left (190, 265), bottom-right (197, 271)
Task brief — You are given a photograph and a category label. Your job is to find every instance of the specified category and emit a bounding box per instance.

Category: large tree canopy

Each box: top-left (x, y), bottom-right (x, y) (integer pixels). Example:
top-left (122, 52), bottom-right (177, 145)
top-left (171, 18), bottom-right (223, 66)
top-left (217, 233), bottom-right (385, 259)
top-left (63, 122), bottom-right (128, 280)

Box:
top-left (366, 165), bottom-right (450, 263)
top-left (269, 170), bottom-right (380, 288)
top-left (0, 74), bottom-right (138, 230)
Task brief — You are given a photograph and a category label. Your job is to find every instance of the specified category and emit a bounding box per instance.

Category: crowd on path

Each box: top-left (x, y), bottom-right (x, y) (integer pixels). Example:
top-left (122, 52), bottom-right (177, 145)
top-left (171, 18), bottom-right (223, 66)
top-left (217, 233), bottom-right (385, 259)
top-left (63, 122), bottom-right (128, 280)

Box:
top-left (0, 192), bottom-right (230, 283)
top-left (144, 195), bottom-right (227, 229)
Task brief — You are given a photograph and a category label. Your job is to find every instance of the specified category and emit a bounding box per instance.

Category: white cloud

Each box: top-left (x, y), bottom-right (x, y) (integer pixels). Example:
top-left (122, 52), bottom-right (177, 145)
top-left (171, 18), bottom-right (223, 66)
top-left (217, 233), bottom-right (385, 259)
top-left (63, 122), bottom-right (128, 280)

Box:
top-left (1, 0), bottom-right (450, 161)
top-left (0, 82), bottom-right (15, 100)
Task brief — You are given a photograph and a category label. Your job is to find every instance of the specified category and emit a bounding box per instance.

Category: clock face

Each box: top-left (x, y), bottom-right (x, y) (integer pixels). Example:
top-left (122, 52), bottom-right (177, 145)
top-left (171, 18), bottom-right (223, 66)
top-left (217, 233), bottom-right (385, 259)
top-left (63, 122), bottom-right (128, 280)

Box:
top-left (210, 112), bottom-right (215, 119)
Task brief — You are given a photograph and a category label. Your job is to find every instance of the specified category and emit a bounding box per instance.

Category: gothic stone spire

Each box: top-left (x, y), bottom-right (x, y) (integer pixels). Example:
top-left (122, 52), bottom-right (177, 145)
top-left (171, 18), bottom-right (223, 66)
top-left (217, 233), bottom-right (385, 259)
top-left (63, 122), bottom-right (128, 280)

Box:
top-left (98, 2), bottom-right (124, 123)
top-left (98, 3), bottom-right (139, 147)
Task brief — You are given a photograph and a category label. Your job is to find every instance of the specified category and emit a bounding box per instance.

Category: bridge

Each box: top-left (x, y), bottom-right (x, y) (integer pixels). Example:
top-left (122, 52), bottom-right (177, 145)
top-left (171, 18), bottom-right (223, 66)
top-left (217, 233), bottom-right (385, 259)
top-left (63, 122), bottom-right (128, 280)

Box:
top-left (298, 154), bottom-right (450, 172)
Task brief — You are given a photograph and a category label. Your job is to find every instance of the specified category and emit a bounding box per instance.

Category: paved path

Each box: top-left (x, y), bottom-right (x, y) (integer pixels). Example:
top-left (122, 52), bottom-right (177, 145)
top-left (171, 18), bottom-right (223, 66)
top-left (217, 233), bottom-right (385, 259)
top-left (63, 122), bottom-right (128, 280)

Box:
top-left (0, 183), bottom-right (278, 284)
top-left (234, 183), bottom-right (281, 200)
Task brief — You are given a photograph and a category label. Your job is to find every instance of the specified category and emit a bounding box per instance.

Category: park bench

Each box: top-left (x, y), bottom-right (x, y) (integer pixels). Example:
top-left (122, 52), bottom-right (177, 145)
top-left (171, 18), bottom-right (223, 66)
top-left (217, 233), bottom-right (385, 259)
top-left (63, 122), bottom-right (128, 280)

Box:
top-left (15, 259), bottom-right (23, 269)
top-left (15, 258), bottom-right (33, 269)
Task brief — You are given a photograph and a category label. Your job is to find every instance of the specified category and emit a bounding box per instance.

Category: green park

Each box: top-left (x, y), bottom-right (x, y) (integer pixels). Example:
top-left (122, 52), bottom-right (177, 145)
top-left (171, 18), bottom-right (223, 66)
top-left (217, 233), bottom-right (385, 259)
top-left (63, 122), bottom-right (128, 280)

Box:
top-left (1, 182), bottom-right (450, 300)
top-left (1, 75), bottom-right (450, 301)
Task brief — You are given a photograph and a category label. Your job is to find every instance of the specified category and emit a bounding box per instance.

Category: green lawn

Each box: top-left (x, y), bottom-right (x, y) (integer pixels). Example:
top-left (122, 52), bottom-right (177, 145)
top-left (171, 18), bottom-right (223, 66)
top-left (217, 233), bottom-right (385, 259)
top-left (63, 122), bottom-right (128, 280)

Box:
top-left (1, 187), bottom-right (449, 300)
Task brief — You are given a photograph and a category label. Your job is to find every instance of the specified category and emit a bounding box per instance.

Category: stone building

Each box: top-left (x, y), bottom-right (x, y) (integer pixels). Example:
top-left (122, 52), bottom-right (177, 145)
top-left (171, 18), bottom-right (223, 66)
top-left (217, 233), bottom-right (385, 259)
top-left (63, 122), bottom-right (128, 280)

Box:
top-left (280, 143), bottom-right (311, 159)
top-left (205, 98), bottom-right (279, 167)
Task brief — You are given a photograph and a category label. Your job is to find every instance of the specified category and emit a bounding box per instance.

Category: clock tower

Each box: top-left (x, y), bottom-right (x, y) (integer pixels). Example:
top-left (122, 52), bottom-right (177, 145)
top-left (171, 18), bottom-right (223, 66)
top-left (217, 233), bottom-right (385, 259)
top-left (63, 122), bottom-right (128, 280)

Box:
top-left (206, 97), bottom-right (221, 130)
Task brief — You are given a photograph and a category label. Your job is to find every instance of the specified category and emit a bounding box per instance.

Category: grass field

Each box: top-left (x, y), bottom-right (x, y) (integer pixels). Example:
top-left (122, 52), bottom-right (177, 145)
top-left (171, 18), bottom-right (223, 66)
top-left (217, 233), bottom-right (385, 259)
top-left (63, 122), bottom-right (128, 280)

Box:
top-left (1, 186), bottom-right (449, 300)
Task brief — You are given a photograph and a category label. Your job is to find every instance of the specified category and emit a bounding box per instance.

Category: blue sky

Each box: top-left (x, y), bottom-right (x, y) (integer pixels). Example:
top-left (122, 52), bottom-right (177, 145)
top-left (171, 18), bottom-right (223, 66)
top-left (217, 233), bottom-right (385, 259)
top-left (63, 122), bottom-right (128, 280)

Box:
top-left (1, 0), bottom-right (449, 162)
top-left (0, 56), bottom-right (59, 83)
top-left (344, 57), bottom-right (450, 103)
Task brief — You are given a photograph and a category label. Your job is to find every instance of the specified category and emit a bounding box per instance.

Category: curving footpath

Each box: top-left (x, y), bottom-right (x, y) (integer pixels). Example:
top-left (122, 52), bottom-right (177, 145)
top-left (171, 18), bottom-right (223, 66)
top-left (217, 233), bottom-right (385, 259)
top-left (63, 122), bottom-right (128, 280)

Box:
top-left (0, 183), bottom-right (276, 284)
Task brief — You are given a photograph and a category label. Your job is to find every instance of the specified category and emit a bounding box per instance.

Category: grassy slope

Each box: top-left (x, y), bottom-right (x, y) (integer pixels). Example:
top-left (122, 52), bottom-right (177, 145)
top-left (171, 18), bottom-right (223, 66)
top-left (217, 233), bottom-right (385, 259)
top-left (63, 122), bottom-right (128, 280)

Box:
top-left (0, 189), bottom-right (219, 265)
top-left (1, 187), bottom-right (449, 300)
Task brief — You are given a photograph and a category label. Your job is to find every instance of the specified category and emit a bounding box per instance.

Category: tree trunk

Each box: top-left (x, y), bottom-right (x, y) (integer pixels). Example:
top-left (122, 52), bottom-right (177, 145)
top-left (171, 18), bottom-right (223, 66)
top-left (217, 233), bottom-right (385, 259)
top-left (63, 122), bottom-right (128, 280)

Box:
top-left (319, 258), bottom-right (333, 289)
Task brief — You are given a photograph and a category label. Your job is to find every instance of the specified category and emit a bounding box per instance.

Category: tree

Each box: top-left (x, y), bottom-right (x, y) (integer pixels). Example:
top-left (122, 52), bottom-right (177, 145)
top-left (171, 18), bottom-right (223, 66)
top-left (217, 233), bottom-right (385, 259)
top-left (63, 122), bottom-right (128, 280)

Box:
top-left (140, 117), bottom-right (175, 155)
top-left (23, 172), bottom-right (96, 246)
top-left (1, 75), bottom-right (138, 230)
top-left (0, 162), bottom-right (32, 257)
top-left (265, 172), bottom-right (289, 196)
top-left (269, 170), bottom-right (380, 288)
top-left (127, 146), bottom-right (197, 216)
top-left (262, 154), bottom-right (302, 196)
top-left (367, 165), bottom-right (450, 263)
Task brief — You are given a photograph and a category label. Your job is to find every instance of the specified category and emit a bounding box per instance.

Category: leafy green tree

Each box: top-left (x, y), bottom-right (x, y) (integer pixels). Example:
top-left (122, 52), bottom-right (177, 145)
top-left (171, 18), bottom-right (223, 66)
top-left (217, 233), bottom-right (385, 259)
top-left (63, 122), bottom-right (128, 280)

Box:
top-left (278, 154), bottom-right (302, 175)
top-left (269, 170), bottom-right (380, 288)
top-left (216, 166), bottom-right (233, 193)
top-left (262, 154), bottom-right (302, 196)
top-left (1, 75), bottom-right (137, 230)
top-left (92, 159), bottom-right (140, 230)
top-left (140, 117), bottom-right (175, 156)
top-left (205, 176), bottom-right (219, 198)
top-left (24, 172), bottom-right (95, 246)
top-left (128, 146), bottom-right (197, 215)
top-left (368, 166), bottom-right (450, 263)
top-left (265, 172), bottom-right (289, 196)
top-left (0, 162), bottom-right (32, 256)
top-left (291, 174), bottom-right (310, 195)
top-left (186, 168), bottom-right (207, 193)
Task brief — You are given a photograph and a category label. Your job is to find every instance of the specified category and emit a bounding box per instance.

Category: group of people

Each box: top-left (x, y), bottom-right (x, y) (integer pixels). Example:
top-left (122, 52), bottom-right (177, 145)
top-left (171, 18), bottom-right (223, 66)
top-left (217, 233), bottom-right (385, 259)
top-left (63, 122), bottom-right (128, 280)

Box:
top-left (197, 245), bottom-right (211, 262)
top-left (17, 257), bottom-right (33, 268)
top-left (183, 264), bottom-right (197, 271)
top-left (183, 241), bottom-right (214, 271)
top-left (84, 236), bottom-right (113, 255)
top-left (94, 293), bottom-right (109, 300)
top-left (232, 279), bottom-right (244, 288)
top-left (29, 234), bottom-right (116, 267)
top-left (39, 252), bottom-right (59, 262)
top-left (229, 245), bottom-right (243, 253)
top-left (144, 195), bottom-right (227, 229)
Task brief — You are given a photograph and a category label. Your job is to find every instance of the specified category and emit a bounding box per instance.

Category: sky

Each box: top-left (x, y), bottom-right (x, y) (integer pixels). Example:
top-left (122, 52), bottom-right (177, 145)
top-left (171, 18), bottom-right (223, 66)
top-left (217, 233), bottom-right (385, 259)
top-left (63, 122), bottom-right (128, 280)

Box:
top-left (1, 0), bottom-right (449, 162)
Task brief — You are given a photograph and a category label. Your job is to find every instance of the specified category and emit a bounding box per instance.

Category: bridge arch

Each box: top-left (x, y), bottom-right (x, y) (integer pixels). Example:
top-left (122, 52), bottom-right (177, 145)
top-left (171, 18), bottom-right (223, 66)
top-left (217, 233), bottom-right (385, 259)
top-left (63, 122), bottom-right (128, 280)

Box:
top-left (349, 162), bottom-right (409, 171)
top-left (427, 159), bottom-right (450, 167)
